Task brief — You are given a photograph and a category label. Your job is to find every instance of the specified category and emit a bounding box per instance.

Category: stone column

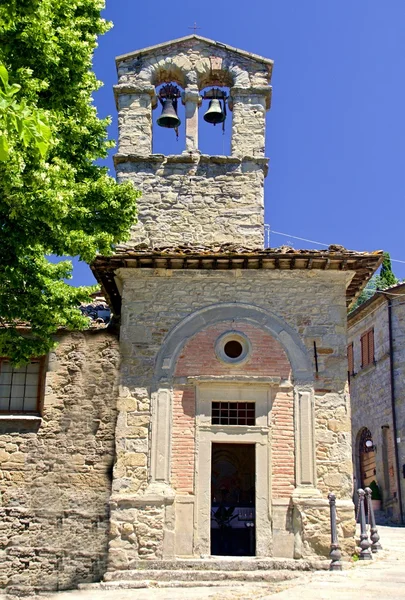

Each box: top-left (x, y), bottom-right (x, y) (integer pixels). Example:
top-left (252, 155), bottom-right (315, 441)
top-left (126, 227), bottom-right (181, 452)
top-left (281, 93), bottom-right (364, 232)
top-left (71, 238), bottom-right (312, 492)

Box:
top-left (114, 83), bottom-right (157, 156)
top-left (148, 386), bottom-right (175, 498)
top-left (294, 387), bottom-right (317, 494)
top-left (229, 86), bottom-right (271, 158)
top-left (182, 87), bottom-right (201, 153)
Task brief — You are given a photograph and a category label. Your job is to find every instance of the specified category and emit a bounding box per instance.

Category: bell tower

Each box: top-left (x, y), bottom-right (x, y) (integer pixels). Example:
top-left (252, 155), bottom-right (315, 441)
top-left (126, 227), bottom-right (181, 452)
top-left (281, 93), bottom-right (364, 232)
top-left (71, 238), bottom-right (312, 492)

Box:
top-left (114, 35), bottom-right (273, 249)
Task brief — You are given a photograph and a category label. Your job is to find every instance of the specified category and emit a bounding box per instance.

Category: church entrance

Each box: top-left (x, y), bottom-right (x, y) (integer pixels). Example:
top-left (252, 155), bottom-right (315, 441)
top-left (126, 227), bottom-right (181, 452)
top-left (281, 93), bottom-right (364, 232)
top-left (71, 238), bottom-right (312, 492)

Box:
top-left (210, 443), bottom-right (255, 556)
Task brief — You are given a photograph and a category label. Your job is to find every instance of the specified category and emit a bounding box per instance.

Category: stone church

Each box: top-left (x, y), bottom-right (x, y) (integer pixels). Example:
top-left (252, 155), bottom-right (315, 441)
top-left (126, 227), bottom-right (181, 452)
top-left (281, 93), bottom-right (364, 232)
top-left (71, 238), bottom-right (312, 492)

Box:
top-left (0, 36), bottom-right (382, 595)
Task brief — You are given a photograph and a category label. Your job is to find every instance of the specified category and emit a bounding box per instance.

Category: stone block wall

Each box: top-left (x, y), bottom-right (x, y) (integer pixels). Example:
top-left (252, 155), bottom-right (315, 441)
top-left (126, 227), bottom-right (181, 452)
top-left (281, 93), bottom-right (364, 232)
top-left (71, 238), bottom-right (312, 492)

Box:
top-left (115, 155), bottom-right (267, 248)
top-left (117, 91), bottom-right (154, 156)
top-left (230, 90), bottom-right (267, 157)
top-left (0, 330), bottom-right (119, 596)
top-left (348, 297), bottom-right (400, 519)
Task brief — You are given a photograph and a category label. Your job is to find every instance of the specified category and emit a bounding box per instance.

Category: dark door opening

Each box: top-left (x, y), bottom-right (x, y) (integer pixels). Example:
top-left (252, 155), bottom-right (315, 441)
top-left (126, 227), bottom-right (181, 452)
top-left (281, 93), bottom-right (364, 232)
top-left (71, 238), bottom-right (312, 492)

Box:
top-left (211, 443), bottom-right (255, 556)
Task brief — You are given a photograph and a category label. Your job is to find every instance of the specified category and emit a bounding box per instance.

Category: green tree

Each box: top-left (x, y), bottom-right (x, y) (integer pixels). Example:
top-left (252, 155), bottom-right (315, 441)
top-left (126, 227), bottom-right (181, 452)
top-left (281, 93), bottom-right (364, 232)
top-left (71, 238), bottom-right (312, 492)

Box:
top-left (351, 275), bottom-right (378, 311)
top-left (375, 252), bottom-right (398, 290)
top-left (351, 252), bottom-right (399, 312)
top-left (0, 1), bottom-right (139, 364)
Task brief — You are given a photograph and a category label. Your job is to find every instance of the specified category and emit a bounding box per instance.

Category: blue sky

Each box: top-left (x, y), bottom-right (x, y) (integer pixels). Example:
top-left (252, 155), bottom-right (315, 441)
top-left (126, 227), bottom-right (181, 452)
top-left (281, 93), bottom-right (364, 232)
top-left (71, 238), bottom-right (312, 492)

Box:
top-left (69, 0), bottom-right (405, 285)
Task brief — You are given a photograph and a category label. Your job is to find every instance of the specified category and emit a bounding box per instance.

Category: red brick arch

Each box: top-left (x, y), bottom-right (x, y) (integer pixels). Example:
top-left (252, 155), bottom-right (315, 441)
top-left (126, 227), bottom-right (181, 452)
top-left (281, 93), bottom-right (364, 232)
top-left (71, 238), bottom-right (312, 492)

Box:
top-left (174, 321), bottom-right (291, 379)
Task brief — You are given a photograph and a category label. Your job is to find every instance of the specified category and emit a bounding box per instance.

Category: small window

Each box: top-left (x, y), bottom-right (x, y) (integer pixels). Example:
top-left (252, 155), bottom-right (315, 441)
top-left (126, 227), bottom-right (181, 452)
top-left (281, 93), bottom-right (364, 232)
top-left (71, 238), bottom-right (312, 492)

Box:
top-left (0, 358), bottom-right (44, 414)
top-left (212, 402), bottom-right (255, 426)
top-left (347, 342), bottom-right (354, 376)
top-left (215, 332), bottom-right (251, 365)
top-left (360, 329), bottom-right (374, 368)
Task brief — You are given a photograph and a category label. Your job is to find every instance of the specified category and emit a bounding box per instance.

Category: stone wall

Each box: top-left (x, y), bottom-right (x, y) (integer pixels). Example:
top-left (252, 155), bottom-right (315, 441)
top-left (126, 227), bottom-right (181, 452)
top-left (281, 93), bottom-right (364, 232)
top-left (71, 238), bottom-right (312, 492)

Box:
top-left (348, 288), bottom-right (405, 522)
top-left (115, 154), bottom-right (267, 249)
top-left (0, 330), bottom-right (119, 596)
top-left (348, 296), bottom-right (400, 520)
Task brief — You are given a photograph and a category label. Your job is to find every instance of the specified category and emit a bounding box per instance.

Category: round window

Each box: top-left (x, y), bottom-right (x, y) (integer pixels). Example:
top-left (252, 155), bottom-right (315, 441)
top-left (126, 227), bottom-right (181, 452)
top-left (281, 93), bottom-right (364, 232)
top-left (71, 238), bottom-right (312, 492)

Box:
top-left (224, 340), bottom-right (243, 359)
top-left (215, 332), bottom-right (251, 365)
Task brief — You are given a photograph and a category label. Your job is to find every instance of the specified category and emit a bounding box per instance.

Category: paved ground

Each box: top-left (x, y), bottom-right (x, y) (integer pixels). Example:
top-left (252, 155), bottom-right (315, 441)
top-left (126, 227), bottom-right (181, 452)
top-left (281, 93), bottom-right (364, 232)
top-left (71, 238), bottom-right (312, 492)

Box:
top-left (3, 525), bottom-right (405, 599)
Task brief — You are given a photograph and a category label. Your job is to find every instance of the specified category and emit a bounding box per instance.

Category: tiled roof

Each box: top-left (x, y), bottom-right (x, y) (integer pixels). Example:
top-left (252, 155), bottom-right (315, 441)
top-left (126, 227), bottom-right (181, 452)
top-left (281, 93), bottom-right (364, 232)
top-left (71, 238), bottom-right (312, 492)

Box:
top-left (92, 244), bottom-right (383, 315)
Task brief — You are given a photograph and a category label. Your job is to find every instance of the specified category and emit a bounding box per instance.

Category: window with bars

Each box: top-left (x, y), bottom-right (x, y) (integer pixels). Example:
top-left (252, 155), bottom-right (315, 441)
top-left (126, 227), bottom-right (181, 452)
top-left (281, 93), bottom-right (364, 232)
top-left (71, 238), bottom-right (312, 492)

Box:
top-left (347, 342), bottom-right (354, 376)
top-left (360, 329), bottom-right (374, 368)
top-left (211, 402), bottom-right (255, 426)
top-left (0, 359), bottom-right (44, 414)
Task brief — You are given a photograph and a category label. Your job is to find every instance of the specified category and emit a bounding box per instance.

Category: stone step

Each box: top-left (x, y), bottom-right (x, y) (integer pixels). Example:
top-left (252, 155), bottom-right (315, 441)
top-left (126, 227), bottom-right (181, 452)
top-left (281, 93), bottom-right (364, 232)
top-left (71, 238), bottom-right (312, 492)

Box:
top-left (79, 580), bottom-right (294, 591)
top-left (105, 558), bottom-right (329, 574)
top-left (101, 568), bottom-right (301, 584)
top-left (79, 571), bottom-right (305, 591)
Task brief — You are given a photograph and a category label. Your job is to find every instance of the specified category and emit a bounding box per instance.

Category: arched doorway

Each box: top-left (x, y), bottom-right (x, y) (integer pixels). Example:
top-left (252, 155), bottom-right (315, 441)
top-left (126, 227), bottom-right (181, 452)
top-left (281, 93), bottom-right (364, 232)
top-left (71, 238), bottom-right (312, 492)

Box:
top-left (359, 427), bottom-right (377, 489)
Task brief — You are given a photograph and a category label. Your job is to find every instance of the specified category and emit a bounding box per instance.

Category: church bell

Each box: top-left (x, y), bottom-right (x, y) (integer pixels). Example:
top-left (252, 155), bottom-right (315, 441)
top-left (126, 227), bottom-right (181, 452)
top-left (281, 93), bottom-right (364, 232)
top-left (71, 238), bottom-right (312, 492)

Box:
top-left (203, 98), bottom-right (226, 125)
top-left (157, 99), bottom-right (181, 129)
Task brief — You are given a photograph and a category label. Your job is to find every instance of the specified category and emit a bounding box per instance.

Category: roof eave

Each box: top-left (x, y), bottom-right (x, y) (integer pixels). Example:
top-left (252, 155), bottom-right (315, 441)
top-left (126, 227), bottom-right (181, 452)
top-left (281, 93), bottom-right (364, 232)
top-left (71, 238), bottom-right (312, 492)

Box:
top-left (92, 250), bottom-right (383, 317)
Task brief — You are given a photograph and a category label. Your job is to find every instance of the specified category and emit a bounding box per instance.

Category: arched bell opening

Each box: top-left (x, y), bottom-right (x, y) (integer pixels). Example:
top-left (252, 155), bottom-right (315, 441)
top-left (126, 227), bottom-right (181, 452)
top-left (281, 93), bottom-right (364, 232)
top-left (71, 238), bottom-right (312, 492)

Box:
top-left (152, 82), bottom-right (186, 155)
top-left (198, 86), bottom-right (231, 156)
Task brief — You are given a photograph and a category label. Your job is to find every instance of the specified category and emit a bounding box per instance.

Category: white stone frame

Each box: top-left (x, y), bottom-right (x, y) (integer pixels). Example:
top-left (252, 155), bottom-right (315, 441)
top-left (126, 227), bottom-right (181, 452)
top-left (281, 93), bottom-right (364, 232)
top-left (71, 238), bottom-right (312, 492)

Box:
top-left (193, 381), bottom-right (275, 557)
top-left (215, 331), bottom-right (252, 366)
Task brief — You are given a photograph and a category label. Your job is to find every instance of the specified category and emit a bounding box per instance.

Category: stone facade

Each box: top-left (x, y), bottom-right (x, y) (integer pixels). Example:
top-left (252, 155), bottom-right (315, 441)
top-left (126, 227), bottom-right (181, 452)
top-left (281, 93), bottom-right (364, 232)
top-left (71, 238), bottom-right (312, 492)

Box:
top-left (0, 330), bottom-right (119, 596)
top-left (95, 35), bottom-right (382, 577)
top-left (114, 35), bottom-right (272, 249)
top-left (0, 35), bottom-right (384, 594)
top-left (105, 266), bottom-right (358, 570)
top-left (348, 283), bottom-right (405, 523)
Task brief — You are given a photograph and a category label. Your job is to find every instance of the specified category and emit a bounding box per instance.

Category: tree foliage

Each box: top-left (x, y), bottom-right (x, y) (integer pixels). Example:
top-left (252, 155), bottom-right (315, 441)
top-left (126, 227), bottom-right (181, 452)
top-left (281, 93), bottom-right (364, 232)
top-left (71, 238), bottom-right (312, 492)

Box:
top-left (352, 252), bottom-right (399, 312)
top-left (0, 0), bottom-right (139, 364)
top-left (375, 252), bottom-right (398, 290)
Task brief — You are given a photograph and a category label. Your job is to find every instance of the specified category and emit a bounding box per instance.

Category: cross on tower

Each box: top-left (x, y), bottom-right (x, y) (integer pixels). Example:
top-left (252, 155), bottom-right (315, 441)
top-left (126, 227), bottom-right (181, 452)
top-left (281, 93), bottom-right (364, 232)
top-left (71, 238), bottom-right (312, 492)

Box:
top-left (188, 22), bottom-right (201, 34)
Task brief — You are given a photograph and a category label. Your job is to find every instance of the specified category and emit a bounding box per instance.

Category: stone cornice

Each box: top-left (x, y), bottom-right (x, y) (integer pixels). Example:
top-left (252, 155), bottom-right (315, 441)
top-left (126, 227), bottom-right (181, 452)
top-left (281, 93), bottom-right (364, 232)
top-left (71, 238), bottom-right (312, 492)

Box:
top-left (113, 152), bottom-right (269, 168)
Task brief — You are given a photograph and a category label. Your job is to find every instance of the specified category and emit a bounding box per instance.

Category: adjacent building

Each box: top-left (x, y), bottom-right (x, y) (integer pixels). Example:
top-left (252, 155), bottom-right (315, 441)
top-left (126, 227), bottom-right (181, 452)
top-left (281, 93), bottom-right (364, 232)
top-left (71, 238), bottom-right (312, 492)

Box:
top-left (348, 283), bottom-right (405, 523)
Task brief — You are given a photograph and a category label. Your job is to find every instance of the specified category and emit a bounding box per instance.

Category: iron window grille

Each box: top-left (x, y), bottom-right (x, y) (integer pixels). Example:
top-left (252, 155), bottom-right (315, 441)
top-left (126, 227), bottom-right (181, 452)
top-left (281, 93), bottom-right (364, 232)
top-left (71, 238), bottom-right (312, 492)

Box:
top-left (0, 358), bottom-right (44, 414)
top-left (212, 402), bottom-right (255, 426)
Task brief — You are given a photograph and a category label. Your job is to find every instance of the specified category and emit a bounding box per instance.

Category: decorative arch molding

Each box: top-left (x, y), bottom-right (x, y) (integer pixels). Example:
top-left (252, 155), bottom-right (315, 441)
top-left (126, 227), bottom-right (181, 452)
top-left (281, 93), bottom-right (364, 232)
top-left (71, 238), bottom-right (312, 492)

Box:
top-left (135, 57), bottom-right (249, 90)
top-left (154, 302), bottom-right (313, 384)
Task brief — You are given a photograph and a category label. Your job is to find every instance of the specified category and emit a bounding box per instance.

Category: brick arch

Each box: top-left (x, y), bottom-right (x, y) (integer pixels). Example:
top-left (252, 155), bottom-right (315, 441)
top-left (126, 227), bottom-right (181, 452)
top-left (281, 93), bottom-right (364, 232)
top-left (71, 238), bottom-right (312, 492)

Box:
top-left (175, 321), bottom-right (291, 379)
top-left (154, 302), bottom-right (313, 384)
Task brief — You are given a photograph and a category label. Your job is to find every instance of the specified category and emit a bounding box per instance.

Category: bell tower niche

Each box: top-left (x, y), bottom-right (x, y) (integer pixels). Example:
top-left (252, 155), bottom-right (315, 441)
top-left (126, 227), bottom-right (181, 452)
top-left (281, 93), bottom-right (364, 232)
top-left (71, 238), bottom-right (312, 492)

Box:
top-left (114, 35), bottom-right (273, 249)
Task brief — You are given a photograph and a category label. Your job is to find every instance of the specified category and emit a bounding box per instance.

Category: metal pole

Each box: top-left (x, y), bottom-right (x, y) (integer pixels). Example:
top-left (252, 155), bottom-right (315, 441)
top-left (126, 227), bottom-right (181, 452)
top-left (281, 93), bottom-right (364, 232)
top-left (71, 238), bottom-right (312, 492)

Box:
top-left (328, 493), bottom-right (342, 571)
top-left (358, 489), bottom-right (372, 560)
top-left (365, 487), bottom-right (382, 552)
